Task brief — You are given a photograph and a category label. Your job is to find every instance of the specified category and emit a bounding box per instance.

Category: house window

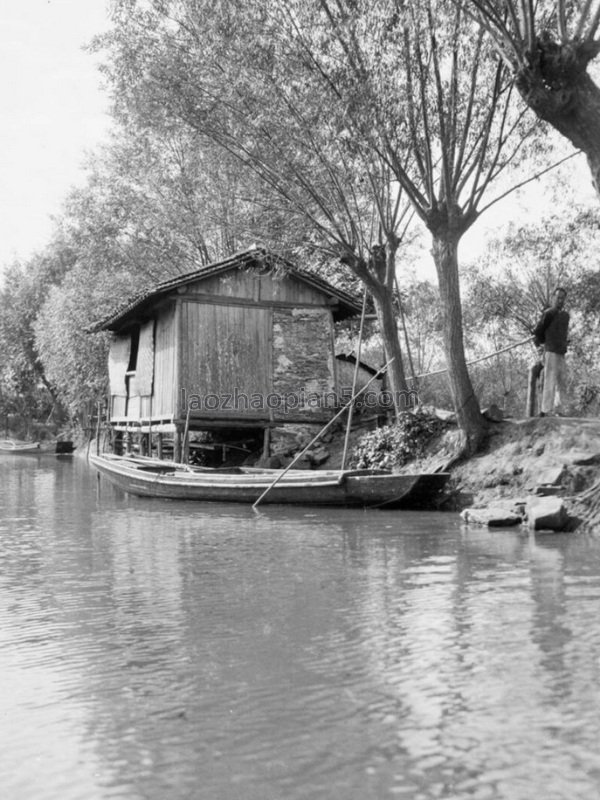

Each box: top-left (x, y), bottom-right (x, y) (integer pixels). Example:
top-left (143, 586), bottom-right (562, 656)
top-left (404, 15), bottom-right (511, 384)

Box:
top-left (127, 325), bottom-right (140, 374)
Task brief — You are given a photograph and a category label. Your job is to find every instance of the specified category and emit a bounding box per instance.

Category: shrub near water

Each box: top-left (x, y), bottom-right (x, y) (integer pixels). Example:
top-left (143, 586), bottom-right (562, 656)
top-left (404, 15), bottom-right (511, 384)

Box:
top-left (350, 410), bottom-right (449, 470)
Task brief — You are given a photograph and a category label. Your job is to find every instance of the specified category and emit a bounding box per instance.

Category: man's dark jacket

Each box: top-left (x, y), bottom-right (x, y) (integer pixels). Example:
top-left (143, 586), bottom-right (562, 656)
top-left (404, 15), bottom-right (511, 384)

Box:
top-left (533, 308), bottom-right (569, 355)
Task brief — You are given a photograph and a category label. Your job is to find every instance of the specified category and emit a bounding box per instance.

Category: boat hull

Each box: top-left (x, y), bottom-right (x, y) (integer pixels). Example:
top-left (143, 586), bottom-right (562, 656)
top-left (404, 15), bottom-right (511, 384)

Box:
top-left (89, 454), bottom-right (449, 509)
top-left (0, 439), bottom-right (74, 455)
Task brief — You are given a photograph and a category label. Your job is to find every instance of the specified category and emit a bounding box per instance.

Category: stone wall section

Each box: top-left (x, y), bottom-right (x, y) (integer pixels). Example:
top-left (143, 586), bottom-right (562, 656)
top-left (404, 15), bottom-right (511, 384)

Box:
top-left (271, 307), bottom-right (337, 417)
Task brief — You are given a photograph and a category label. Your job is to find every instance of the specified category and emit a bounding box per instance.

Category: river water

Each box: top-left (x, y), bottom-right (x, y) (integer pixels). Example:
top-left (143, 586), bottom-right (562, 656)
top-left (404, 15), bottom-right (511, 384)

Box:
top-left (1, 455), bottom-right (600, 800)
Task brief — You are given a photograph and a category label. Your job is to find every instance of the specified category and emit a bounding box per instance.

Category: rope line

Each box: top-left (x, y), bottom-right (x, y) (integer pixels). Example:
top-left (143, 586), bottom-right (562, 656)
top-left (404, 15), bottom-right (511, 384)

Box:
top-left (410, 336), bottom-right (534, 381)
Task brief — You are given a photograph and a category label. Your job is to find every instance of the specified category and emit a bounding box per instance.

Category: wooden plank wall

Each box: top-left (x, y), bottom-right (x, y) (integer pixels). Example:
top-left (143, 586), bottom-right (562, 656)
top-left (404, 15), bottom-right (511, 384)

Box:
top-left (187, 269), bottom-right (328, 307)
top-left (126, 376), bottom-right (141, 421)
top-left (152, 304), bottom-right (178, 417)
top-left (257, 272), bottom-right (327, 305)
top-left (180, 301), bottom-right (272, 418)
top-left (111, 396), bottom-right (127, 419)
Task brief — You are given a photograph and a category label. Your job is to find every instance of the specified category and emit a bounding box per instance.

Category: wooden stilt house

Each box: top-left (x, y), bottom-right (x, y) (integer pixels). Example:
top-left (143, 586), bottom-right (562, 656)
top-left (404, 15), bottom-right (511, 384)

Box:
top-left (91, 248), bottom-right (362, 463)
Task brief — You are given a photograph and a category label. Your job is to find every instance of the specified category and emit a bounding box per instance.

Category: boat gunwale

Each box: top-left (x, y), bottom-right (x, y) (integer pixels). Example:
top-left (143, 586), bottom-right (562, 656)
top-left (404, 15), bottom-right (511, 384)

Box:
top-left (89, 454), bottom-right (450, 508)
top-left (91, 454), bottom-right (348, 488)
top-left (92, 454), bottom-right (396, 481)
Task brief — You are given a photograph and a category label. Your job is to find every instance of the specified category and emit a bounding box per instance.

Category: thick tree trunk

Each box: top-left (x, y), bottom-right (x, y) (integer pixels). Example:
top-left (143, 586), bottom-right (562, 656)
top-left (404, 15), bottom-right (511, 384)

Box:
top-left (344, 244), bottom-right (409, 418)
top-left (516, 43), bottom-right (600, 198)
top-left (370, 285), bottom-right (409, 413)
top-left (431, 233), bottom-right (485, 455)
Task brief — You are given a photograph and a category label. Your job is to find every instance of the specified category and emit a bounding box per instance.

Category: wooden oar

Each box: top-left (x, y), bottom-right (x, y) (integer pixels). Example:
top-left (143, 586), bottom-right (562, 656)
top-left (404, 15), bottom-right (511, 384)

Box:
top-left (252, 357), bottom-right (395, 511)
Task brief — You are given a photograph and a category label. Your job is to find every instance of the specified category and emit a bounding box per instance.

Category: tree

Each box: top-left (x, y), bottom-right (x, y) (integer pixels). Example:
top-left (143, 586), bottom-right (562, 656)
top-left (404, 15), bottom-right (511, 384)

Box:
top-left (34, 268), bottom-right (129, 425)
top-left (307, 0), bottom-right (538, 450)
top-left (0, 243), bottom-right (75, 434)
top-left (62, 126), bottom-right (270, 283)
top-left (467, 0), bottom-right (600, 197)
top-left (99, 0), bottom-right (545, 449)
top-left (464, 206), bottom-right (600, 333)
top-left (31, 124), bottom-right (279, 424)
top-left (97, 0), bottom-right (425, 410)
top-left (400, 281), bottom-right (444, 379)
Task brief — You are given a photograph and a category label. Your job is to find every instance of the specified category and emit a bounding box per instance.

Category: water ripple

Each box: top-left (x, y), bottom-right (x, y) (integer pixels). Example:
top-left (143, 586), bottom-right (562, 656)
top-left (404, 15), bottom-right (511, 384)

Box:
top-left (2, 459), bottom-right (600, 799)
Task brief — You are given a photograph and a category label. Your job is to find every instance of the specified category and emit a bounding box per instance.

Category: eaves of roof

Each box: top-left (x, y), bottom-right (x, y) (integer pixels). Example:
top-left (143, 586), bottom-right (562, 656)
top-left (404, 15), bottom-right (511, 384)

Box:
top-left (88, 247), bottom-right (362, 332)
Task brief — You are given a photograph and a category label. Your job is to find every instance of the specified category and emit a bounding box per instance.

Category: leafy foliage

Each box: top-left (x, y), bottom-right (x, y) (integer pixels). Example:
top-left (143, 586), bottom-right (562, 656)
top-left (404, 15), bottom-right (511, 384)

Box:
top-left (22, 124), bottom-right (279, 427)
top-left (464, 207), bottom-right (600, 332)
top-left (34, 268), bottom-right (133, 423)
top-left (0, 244), bottom-right (76, 433)
top-left (350, 410), bottom-right (449, 470)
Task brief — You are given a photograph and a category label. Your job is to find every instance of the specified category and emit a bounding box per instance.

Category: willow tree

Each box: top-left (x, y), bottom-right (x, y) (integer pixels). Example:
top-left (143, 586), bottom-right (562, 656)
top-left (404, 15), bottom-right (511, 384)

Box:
top-left (307, 0), bottom-right (542, 451)
top-left (99, 0), bottom-right (422, 409)
top-left (467, 0), bottom-right (600, 196)
top-left (100, 0), bottom-right (546, 447)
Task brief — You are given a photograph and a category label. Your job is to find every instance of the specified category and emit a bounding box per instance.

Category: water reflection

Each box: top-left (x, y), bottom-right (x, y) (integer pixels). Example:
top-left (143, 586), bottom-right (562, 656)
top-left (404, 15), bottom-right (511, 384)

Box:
top-left (1, 456), bottom-right (600, 799)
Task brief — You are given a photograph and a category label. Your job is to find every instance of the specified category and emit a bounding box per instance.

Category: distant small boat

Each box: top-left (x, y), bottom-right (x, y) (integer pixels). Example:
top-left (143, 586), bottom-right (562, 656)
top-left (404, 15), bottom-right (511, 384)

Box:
top-left (0, 439), bottom-right (42, 452)
top-left (0, 439), bottom-right (74, 455)
top-left (89, 453), bottom-right (449, 509)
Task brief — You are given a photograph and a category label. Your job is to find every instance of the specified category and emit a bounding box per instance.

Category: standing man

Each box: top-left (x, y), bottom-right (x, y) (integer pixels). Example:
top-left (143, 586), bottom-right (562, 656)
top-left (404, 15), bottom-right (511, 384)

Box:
top-left (533, 287), bottom-right (570, 417)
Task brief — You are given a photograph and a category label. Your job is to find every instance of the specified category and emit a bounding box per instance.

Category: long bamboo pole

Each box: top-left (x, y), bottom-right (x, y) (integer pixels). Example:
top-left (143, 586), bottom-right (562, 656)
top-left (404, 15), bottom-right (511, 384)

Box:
top-left (341, 288), bottom-right (368, 469)
top-left (252, 357), bottom-right (395, 511)
top-left (411, 336), bottom-right (533, 381)
top-left (181, 402), bottom-right (192, 464)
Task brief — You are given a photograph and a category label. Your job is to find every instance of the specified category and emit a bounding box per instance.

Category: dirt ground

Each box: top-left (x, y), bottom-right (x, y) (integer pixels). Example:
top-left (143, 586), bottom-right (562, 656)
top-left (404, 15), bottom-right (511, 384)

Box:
top-left (444, 416), bottom-right (600, 510)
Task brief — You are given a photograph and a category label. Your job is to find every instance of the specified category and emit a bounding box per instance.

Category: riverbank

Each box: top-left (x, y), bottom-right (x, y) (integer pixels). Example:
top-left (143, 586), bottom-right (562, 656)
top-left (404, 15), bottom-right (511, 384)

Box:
top-left (289, 411), bottom-right (600, 514)
top-left (424, 416), bottom-right (600, 531)
top-left (81, 411), bottom-right (600, 526)
top-left (331, 412), bottom-right (600, 524)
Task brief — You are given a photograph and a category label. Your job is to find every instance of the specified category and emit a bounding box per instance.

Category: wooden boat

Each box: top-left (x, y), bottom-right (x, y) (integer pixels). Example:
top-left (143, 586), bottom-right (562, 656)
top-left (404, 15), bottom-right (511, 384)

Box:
top-left (0, 438), bottom-right (74, 455)
top-left (0, 439), bottom-right (42, 452)
top-left (89, 453), bottom-right (449, 509)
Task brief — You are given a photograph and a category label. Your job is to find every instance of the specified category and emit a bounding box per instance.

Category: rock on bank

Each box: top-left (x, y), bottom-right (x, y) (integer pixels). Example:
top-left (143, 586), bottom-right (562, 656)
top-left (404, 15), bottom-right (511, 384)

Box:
top-left (448, 416), bottom-right (600, 530)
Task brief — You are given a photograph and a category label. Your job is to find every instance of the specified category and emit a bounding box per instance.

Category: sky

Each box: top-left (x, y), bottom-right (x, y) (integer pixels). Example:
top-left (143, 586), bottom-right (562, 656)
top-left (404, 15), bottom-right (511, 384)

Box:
top-left (0, 0), bottom-right (111, 269)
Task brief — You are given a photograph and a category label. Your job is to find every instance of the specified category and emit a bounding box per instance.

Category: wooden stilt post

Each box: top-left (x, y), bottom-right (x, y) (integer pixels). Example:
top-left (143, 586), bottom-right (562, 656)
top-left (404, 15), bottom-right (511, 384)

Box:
top-left (526, 361), bottom-right (544, 417)
top-left (181, 404), bottom-right (191, 464)
top-left (262, 427), bottom-right (271, 463)
top-left (146, 396), bottom-right (153, 458)
top-left (95, 401), bottom-right (102, 455)
top-left (157, 433), bottom-right (163, 460)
